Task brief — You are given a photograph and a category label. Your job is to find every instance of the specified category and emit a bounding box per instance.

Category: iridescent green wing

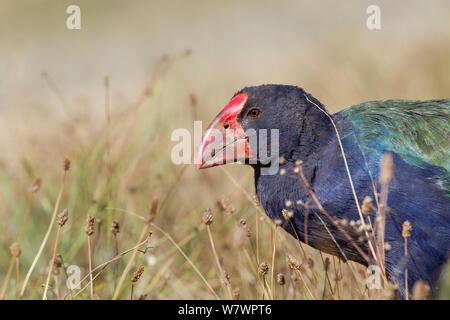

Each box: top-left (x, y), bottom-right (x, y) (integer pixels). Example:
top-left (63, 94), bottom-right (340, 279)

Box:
top-left (340, 99), bottom-right (450, 172)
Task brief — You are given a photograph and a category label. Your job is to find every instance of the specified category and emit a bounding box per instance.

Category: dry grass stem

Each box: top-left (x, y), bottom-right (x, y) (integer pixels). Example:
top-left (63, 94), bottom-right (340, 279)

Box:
top-left (20, 160), bottom-right (69, 298)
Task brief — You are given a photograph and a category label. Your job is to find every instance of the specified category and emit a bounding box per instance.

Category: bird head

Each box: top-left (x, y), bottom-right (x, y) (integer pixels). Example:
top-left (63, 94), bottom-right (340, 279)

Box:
top-left (196, 84), bottom-right (329, 170)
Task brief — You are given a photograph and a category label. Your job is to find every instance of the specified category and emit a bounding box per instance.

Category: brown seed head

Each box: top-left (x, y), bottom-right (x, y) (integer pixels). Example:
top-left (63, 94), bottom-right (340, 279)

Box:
top-left (253, 194), bottom-right (260, 206)
top-left (282, 209), bottom-right (293, 220)
top-left (146, 195), bottom-right (159, 223)
top-left (244, 225), bottom-right (251, 238)
top-left (277, 273), bottom-right (286, 285)
top-left (380, 153), bottom-right (393, 184)
top-left (202, 208), bottom-right (213, 225)
top-left (52, 254), bottom-right (63, 275)
top-left (236, 219), bottom-right (251, 238)
top-left (63, 158), bottom-right (71, 172)
top-left (412, 280), bottom-right (431, 300)
top-left (219, 197), bottom-right (235, 214)
top-left (10, 242), bottom-right (21, 257)
top-left (258, 262), bottom-right (269, 276)
top-left (138, 294), bottom-right (148, 300)
top-left (85, 215), bottom-right (95, 236)
top-left (30, 178), bottom-right (42, 193)
top-left (324, 257), bottom-right (330, 272)
top-left (131, 266), bottom-right (144, 283)
top-left (287, 255), bottom-right (299, 271)
top-left (223, 271), bottom-right (231, 286)
top-left (189, 92), bottom-right (198, 107)
top-left (232, 288), bottom-right (240, 300)
top-left (361, 196), bottom-right (373, 216)
top-left (57, 208), bottom-right (69, 227)
top-left (298, 264), bottom-right (307, 274)
top-left (402, 220), bottom-right (412, 239)
top-left (111, 220), bottom-right (120, 236)
top-left (307, 257), bottom-right (314, 269)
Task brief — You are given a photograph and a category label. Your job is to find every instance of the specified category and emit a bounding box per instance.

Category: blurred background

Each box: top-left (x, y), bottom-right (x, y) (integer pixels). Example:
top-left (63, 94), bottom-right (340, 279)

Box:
top-left (0, 0), bottom-right (449, 299)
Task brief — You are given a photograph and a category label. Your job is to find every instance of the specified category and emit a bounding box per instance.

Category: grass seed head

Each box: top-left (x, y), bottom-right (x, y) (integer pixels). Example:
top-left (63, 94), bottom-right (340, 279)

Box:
top-left (324, 257), bottom-right (330, 272)
top-left (146, 195), bottom-right (159, 223)
top-left (57, 208), bottom-right (69, 227)
top-left (412, 280), bottom-right (431, 300)
top-left (189, 92), bottom-right (198, 107)
top-left (202, 208), bottom-right (213, 225)
top-left (219, 196), bottom-right (235, 214)
top-left (30, 178), bottom-right (42, 193)
top-left (361, 196), bottom-right (373, 216)
top-left (380, 153), bottom-right (393, 184)
top-left (277, 273), bottom-right (286, 285)
top-left (10, 242), bottom-right (20, 257)
top-left (287, 255), bottom-right (299, 271)
top-left (282, 209), bottom-right (293, 220)
top-left (238, 218), bottom-right (251, 237)
top-left (63, 158), bottom-right (71, 172)
top-left (402, 220), bottom-right (412, 239)
top-left (111, 220), bottom-right (120, 236)
top-left (85, 215), bottom-right (95, 236)
top-left (258, 262), bottom-right (269, 276)
top-left (307, 257), bottom-right (314, 269)
top-left (52, 254), bottom-right (63, 275)
top-left (232, 288), bottom-right (240, 300)
top-left (131, 266), bottom-right (145, 283)
top-left (253, 194), bottom-right (260, 206)
top-left (223, 271), bottom-right (231, 286)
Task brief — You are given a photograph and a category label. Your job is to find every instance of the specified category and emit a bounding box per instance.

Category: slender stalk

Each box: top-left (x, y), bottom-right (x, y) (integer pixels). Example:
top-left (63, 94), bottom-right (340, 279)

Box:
top-left (243, 248), bottom-right (271, 299)
top-left (404, 237), bottom-right (408, 300)
top-left (20, 171), bottom-right (67, 298)
top-left (0, 190), bottom-right (35, 299)
top-left (112, 225), bottom-right (149, 299)
top-left (43, 226), bottom-right (61, 300)
top-left (18, 193), bottom-right (33, 244)
top-left (15, 258), bottom-right (20, 299)
top-left (402, 220), bottom-right (412, 300)
top-left (87, 236), bottom-right (94, 298)
top-left (255, 210), bottom-right (260, 265)
top-left (0, 258), bottom-right (15, 300)
top-left (151, 223), bottom-right (220, 300)
top-left (63, 237), bottom-right (149, 300)
top-left (270, 226), bottom-right (277, 299)
top-left (206, 225), bottom-right (232, 299)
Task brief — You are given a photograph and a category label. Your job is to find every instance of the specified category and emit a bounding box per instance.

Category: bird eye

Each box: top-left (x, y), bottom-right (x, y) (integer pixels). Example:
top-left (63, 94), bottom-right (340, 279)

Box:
top-left (248, 108), bottom-right (260, 118)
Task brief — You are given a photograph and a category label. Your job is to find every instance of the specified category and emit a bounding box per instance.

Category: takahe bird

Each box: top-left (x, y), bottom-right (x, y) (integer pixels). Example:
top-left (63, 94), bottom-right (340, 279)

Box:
top-left (196, 84), bottom-right (449, 298)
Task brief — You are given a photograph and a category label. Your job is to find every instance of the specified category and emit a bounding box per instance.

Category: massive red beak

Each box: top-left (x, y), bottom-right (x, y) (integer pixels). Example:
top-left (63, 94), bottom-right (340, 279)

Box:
top-left (196, 93), bottom-right (253, 169)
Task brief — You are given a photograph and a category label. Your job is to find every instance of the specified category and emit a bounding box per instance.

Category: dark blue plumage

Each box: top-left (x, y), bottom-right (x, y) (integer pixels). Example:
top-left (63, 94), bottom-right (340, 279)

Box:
top-left (198, 84), bottom-right (450, 298)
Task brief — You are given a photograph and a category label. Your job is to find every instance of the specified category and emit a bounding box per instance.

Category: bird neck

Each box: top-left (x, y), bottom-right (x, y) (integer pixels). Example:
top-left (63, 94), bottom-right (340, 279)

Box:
top-left (252, 114), bottom-right (354, 230)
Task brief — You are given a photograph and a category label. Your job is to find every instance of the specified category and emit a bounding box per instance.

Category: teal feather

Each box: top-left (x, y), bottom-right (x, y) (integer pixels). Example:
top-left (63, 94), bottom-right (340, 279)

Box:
top-left (341, 99), bottom-right (450, 174)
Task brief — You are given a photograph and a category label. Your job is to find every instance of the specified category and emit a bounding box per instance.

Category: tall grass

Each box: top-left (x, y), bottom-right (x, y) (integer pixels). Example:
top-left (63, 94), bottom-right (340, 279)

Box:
top-left (0, 49), bottom-right (448, 300)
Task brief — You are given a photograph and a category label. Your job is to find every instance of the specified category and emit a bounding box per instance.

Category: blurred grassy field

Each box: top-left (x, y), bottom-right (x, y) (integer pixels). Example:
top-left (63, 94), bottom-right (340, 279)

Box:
top-left (0, 0), bottom-right (449, 299)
